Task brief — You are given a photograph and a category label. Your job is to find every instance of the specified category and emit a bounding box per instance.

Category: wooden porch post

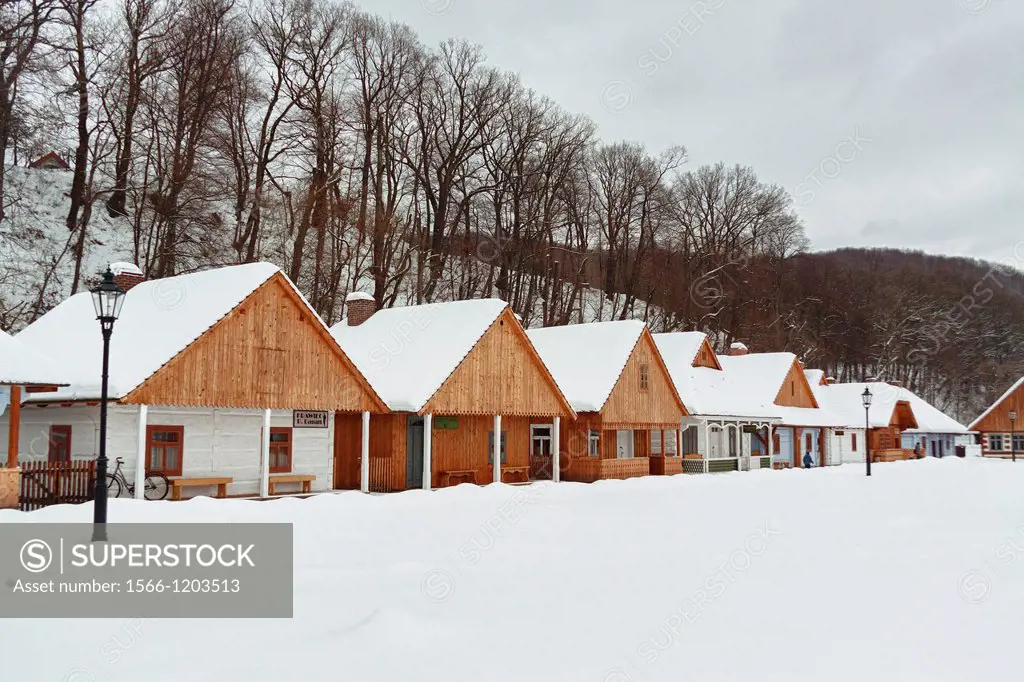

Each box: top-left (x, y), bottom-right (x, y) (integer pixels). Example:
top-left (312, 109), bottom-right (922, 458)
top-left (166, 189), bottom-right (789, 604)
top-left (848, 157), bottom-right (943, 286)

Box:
top-left (7, 385), bottom-right (21, 468)
top-left (134, 405), bottom-right (148, 500)
top-left (552, 416), bottom-right (561, 483)
top-left (493, 414), bottom-right (502, 483)
top-left (360, 411), bottom-right (370, 493)
top-left (260, 409), bottom-right (271, 497)
top-left (676, 428), bottom-right (682, 458)
top-left (422, 414), bottom-right (433, 490)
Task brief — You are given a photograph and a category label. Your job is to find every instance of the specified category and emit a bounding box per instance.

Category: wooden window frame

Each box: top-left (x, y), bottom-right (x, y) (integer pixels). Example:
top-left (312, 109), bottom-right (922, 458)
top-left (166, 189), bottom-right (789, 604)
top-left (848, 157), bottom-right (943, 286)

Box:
top-left (851, 432), bottom-right (858, 452)
top-left (530, 424), bottom-right (552, 458)
top-left (487, 430), bottom-right (508, 465)
top-left (1012, 434), bottom-right (1024, 453)
top-left (639, 364), bottom-right (650, 391)
top-left (146, 425), bottom-right (184, 476)
top-left (269, 427), bottom-right (293, 473)
top-left (588, 430), bottom-right (601, 457)
top-left (988, 434), bottom-right (1005, 451)
top-left (48, 425), bottom-right (72, 463)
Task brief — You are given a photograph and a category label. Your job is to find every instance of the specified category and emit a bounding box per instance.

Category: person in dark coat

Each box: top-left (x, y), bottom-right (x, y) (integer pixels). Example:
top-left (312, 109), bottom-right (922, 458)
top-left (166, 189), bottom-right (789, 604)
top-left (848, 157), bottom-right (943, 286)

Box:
top-left (802, 451), bottom-right (814, 468)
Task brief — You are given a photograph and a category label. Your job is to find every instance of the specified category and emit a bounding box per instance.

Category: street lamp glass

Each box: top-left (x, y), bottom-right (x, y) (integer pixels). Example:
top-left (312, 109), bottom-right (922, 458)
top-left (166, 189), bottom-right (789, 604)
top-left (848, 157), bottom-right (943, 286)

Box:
top-left (861, 387), bottom-right (873, 409)
top-left (91, 268), bottom-right (125, 321)
top-left (1011, 410), bottom-right (1018, 422)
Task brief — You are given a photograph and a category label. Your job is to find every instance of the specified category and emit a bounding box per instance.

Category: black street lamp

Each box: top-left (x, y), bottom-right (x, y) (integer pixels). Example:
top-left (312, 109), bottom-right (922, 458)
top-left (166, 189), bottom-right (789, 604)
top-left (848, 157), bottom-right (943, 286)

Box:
top-left (862, 387), bottom-right (873, 477)
top-left (1011, 410), bottom-right (1018, 463)
top-left (91, 268), bottom-right (125, 542)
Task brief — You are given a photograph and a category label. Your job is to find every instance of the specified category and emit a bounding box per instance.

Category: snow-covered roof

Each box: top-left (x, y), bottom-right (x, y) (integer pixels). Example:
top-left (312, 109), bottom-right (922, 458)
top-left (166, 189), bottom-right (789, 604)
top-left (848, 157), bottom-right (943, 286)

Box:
top-left (110, 262), bottom-right (143, 276)
top-left (654, 333), bottom-right (776, 420)
top-left (968, 377), bottom-right (1024, 431)
top-left (526, 320), bottom-right (645, 413)
top-left (716, 352), bottom-right (845, 427)
top-left (345, 291), bottom-right (375, 302)
top-left (331, 298), bottom-right (508, 412)
top-left (0, 330), bottom-right (67, 387)
top-left (804, 369), bottom-right (825, 387)
top-left (810, 381), bottom-right (967, 434)
top-left (17, 262), bottom-right (282, 401)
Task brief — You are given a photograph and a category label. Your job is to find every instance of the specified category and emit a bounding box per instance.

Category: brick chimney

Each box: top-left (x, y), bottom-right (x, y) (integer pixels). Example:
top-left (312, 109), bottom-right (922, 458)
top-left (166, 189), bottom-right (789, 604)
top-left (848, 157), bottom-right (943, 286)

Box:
top-left (825, 377), bottom-right (837, 385)
top-left (110, 262), bottom-right (145, 292)
top-left (346, 292), bottom-right (377, 326)
top-left (888, 380), bottom-right (903, 388)
top-left (728, 342), bottom-right (749, 356)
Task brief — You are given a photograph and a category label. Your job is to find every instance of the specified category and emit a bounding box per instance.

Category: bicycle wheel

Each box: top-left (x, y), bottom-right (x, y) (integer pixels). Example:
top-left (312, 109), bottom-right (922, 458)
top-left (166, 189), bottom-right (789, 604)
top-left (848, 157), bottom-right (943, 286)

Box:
top-left (144, 473), bottom-right (170, 501)
top-left (105, 474), bottom-right (123, 498)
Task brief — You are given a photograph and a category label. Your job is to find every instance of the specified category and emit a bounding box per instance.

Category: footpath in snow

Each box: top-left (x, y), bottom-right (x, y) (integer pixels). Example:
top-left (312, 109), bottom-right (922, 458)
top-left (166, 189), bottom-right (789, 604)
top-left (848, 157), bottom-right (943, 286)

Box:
top-left (2, 457), bottom-right (1023, 682)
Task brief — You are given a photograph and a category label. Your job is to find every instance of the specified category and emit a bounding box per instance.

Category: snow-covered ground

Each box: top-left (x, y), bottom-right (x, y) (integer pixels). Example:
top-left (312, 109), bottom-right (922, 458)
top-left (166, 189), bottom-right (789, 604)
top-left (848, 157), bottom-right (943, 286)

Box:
top-left (3, 458), bottom-right (1023, 681)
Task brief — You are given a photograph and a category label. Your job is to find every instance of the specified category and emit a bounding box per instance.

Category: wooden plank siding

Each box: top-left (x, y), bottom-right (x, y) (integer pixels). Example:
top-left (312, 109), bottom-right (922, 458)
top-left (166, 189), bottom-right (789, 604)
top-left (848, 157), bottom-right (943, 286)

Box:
top-left (973, 379), bottom-right (1024, 433)
top-left (334, 412), bottom-right (405, 492)
top-left (423, 308), bottom-right (573, 418)
top-left (125, 273), bottom-right (384, 412)
top-left (774, 359), bottom-right (820, 409)
top-left (601, 329), bottom-right (687, 428)
top-left (430, 415), bottom-right (534, 487)
top-left (693, 338), bottom-right (723, 369)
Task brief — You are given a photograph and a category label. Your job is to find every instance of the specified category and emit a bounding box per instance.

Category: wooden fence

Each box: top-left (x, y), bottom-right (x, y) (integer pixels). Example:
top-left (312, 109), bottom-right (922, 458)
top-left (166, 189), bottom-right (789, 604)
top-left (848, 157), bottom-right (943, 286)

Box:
top-left (19, 460), bottom-right (96, 512)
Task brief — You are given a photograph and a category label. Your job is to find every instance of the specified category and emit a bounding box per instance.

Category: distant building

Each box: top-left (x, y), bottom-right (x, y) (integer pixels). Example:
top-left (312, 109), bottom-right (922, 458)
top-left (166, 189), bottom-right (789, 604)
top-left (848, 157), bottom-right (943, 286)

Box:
top-left (28, 151), bottom-right (70, 171)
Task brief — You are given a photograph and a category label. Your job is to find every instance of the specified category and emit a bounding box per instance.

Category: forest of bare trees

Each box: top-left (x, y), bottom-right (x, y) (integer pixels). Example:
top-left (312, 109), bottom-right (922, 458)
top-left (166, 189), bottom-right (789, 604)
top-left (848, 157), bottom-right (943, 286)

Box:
top-left (1, 0), bottom-right (1022, 419)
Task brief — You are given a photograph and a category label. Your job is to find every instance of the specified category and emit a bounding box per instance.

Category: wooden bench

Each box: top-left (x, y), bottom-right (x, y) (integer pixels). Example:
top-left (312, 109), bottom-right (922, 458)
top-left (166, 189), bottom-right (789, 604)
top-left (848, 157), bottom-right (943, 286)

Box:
top-left (168, 476), bottom-right (233, 501)
top-left (501, 466), bottom-right (530, 484)
top-left (440, 470), bottom-right (477, 487)
top-left (268, 474), bottom-right (316, 496)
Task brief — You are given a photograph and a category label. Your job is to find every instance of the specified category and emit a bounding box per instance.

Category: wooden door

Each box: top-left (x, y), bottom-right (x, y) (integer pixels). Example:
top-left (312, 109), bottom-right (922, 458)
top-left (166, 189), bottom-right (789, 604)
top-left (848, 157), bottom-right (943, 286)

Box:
top-left (332, 412), bottom-right (361, 490)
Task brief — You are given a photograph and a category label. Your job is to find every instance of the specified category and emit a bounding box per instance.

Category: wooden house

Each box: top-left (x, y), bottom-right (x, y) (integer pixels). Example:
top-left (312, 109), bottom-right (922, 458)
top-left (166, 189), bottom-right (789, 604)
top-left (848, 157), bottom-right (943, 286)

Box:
top-left (969, 377), bottom-right (1024, 459)
top-left (718, 349), bottom-right (844, 469)
top-left (527, 321), bottom-right (687, 482)
top-left (0, 263), bottom-right (384, 501)
top-left (655, 334), bottom-right (781, 473)
top-left (28, 151), bottom-right (70, 170)
top-left (331, 296), bottom-right (575, 491)
top-left (0, 332), bottom-right (66, 509)
top-left (811, 382), bottom-right (924, 462)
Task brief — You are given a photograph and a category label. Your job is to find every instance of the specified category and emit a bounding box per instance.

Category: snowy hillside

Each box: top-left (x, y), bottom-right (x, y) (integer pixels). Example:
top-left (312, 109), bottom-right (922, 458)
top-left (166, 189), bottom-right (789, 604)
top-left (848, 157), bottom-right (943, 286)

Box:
top-left (3, 458), bottom-right (1022, 682)
top-left (0, 168), bottom-right (132, 326)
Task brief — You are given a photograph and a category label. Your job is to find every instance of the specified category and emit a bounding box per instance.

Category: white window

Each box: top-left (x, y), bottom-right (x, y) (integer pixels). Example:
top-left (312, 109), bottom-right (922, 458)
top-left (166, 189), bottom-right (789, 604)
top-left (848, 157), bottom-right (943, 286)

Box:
top-left (530, 425), bottom-right (552, 457)
top-left (616, 430), bottom-right (634, 459)
top-left (989, 434), bottom-right (1005, 451)
top-left (664, 430), bottom-right (677, 456)
top-left (588, 430), bottom-right (600, 457)
top-left (650, 430), bottom-right (662, 455)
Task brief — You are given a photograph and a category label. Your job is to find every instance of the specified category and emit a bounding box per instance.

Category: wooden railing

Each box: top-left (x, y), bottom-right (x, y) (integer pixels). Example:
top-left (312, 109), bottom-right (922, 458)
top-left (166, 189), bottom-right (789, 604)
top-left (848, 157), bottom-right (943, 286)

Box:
top-left (19, 460), bottom-right (96, 512)
top-left (564, 457), bottom-right (650, 483)
top-left (650, 457), bottom-right (684, 475)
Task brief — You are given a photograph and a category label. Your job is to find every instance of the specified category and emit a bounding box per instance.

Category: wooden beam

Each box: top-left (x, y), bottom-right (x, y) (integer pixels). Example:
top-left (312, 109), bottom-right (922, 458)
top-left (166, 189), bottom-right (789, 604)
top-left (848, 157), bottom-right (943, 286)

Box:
top-left (24, 385), bottom-right (61, 394)
top-left (7, 386), bottom-right (21, 468)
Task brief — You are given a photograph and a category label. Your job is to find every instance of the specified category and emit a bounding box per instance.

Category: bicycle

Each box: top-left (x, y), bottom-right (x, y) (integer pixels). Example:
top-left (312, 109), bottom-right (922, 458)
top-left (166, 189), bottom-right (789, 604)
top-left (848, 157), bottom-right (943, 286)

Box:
top-left (106, 457), bottom-right (170, 500)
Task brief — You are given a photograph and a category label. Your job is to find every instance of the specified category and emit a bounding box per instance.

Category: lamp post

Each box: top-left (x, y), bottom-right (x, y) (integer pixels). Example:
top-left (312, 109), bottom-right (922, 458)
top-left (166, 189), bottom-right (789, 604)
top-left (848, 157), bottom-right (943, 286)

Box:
top-left (91, 268), bottom-right (125, 542)
top-left (1011, 410), bottom-right (1018, 463)
top-left (862, 387), bottom-right (873, 477)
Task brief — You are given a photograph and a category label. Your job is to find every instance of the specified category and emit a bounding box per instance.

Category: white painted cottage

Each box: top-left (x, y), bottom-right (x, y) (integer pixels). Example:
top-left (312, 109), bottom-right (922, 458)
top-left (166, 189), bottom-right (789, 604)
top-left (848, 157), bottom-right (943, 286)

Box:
top-left (0, 263), bottom-right (384, 500)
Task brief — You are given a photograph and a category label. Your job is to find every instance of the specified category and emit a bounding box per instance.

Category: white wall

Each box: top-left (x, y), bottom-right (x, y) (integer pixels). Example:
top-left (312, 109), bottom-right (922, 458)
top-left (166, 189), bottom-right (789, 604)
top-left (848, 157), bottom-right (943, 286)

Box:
top-left (0, 403), bottom-right (335, 497)
top-left (830, 428), bottom-right (866, 464)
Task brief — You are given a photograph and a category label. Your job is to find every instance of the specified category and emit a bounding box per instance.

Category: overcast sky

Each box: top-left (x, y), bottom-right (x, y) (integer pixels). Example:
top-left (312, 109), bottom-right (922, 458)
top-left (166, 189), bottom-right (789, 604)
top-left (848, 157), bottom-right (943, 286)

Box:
top-left (370, 0), bottom-right (1023, 267)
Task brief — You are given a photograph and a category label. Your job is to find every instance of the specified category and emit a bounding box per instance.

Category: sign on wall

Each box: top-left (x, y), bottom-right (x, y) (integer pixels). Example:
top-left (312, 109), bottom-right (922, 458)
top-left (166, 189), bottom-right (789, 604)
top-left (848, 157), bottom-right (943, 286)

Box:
top-left (293, 411), bottom-right (329, 428)
top-left (435, 416), bottom-right (459, 430)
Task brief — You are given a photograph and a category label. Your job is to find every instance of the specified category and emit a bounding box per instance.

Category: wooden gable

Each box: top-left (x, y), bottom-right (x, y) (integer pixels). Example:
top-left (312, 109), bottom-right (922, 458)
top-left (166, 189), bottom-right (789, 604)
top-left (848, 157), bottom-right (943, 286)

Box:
top-left (774, 359), bottom-right (820, 409)
top-left (693, 338), bottom-right (722, 369)
top-left (890, 400), bottom-right (919, 429)
top-left (423, 308), bottom-right (573, 418)
top-left (972, 378), bottom-right (1024, 433)
top-left (601, 329), bottom-right (687, 428)
top-left (123, 273), bottom-right (385, 412)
